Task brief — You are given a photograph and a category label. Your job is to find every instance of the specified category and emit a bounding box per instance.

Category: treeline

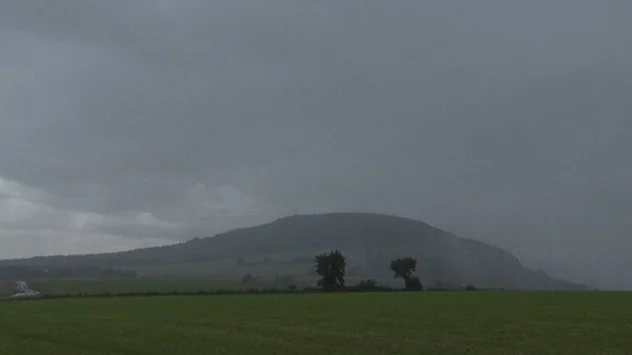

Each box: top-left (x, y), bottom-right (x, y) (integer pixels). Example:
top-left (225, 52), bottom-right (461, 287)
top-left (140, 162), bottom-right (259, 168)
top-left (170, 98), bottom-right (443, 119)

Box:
top-left (312, 249), bottom-right (429, 291)
top-left (3, 283), bottom-right (484, 302)
top-left (248, 249), bottom-right (477, 292)
top-left (0, 265), bottom-right (138, 281)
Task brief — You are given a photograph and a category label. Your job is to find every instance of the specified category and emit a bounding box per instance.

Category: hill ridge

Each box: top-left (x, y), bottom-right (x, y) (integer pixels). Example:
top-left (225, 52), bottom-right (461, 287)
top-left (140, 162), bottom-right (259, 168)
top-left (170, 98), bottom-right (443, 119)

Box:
top-left (0, 212), bottom-right (588, 290)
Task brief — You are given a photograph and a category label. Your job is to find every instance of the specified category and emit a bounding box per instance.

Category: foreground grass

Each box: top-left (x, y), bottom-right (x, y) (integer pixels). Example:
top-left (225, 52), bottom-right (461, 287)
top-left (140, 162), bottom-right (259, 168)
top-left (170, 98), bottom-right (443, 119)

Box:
top-left (1, 292), bottom-right (631, 354)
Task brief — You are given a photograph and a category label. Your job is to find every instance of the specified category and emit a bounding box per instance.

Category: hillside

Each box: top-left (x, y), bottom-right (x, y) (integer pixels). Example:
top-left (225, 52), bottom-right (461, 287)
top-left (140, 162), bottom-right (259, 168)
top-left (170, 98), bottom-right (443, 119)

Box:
top-left (0, 213), bottom-right (587, 290)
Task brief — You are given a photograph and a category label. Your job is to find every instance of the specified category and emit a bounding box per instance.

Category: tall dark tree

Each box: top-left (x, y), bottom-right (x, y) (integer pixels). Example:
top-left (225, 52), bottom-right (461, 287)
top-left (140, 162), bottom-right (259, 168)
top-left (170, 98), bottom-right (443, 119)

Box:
top-left (314, 250), bottom-right (347, 290)
top-left (390, 257), bottom-right (423, 290)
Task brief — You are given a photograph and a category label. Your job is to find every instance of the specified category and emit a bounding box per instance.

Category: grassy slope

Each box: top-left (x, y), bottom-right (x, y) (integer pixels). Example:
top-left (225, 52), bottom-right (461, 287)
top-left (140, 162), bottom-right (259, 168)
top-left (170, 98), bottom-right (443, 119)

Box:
top-left (2, 292), bottom-right (631, 354)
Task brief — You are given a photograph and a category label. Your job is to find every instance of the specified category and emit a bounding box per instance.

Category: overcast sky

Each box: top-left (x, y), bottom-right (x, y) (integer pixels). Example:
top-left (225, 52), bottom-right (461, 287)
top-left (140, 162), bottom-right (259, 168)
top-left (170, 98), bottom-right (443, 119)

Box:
top-left (1, 1), bottom-right (630, 287)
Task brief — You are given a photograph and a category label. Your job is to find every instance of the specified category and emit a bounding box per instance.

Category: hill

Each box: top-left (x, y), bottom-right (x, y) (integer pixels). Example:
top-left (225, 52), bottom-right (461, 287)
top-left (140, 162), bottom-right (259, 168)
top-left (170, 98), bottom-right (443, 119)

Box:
top-left (0, 213), bottom-right (588, 290)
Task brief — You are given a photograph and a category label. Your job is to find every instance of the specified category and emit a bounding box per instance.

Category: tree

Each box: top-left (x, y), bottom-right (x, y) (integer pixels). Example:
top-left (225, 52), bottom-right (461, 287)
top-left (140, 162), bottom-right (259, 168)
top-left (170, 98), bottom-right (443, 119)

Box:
top-left (390, 257), bottom-right (423, 291)
top-left (314, 250), bottom-right (347, 290)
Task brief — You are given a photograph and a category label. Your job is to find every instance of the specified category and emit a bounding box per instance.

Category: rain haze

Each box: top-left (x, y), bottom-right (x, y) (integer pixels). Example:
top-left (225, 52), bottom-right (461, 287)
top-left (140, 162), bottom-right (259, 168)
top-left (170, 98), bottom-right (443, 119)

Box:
top-left (0, 1), bottom-right (630, 289)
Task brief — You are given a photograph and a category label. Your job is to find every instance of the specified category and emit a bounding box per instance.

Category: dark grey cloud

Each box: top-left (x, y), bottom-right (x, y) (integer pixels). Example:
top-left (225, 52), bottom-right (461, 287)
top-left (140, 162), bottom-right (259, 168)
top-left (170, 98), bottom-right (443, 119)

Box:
top-left (1, 0), bottom-right (631, 288)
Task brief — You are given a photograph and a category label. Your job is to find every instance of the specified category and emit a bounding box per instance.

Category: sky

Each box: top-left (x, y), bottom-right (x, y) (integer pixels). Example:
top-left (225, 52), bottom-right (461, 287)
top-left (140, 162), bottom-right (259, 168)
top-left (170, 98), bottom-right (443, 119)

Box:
top-left (0, 1), bottom-right (631, 288)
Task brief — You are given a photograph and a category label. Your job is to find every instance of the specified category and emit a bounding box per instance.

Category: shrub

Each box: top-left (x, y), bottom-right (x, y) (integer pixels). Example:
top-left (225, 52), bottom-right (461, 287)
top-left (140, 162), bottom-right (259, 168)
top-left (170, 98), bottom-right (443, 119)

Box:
top-left (404, 277), bottom-right (423, 291)
top-left (355, 279), bottom-right (378, 291)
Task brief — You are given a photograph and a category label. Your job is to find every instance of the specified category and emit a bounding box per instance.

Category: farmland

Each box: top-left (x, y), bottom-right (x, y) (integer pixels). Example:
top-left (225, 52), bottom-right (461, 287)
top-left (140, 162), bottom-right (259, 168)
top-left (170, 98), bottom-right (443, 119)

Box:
top-left (2, 291), bottom-right (631, 354)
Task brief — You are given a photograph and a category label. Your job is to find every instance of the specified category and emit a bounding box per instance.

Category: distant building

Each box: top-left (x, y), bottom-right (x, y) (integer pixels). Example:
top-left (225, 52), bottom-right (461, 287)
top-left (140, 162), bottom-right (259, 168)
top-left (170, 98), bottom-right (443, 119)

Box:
top-left (11, 281), bottom-right (40, 298)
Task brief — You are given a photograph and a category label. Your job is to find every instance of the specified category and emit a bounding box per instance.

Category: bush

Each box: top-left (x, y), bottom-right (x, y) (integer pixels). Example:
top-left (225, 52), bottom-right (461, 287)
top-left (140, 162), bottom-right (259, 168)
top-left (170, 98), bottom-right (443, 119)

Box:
top-left (354, 279), bottom-right (378, 291)
top-left (346, 279), bottom-right (394, 293)
top-left (404, 277), bottom-right (423, 291)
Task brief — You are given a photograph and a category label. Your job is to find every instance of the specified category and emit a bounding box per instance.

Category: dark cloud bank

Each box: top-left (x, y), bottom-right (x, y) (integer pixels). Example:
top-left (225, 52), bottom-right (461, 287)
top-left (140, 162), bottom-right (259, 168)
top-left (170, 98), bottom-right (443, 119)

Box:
top-left (0, 1), bottom-right (631, 288)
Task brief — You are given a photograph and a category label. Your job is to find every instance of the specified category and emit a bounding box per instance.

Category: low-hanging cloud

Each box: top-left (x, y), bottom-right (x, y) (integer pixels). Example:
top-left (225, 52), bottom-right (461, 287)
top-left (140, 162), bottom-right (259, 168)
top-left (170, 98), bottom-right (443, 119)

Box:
top-left (0, 0), bottom-right (631, 288)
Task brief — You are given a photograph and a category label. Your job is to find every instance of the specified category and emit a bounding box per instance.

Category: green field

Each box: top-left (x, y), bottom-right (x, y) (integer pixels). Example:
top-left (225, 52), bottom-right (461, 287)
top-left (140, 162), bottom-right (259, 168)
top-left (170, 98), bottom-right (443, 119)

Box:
top-left (1, 292), bottom-right (631, 354)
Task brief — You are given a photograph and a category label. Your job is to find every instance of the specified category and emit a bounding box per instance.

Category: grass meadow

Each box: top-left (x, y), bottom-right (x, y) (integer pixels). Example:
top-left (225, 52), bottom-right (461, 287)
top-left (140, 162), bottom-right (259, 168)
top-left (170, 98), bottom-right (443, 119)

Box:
top-left (2, 291), bottom-right (632, 354)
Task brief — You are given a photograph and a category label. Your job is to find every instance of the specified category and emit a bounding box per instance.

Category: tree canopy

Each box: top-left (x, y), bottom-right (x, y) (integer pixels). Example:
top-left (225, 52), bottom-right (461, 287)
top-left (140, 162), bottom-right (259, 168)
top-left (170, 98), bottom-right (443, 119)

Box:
top-left (314, 250), bottom-right (347, 290)
top-left (390, 257), bottom-right (423, 291)
top-left (390, 257), bottom-right (417, 280)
